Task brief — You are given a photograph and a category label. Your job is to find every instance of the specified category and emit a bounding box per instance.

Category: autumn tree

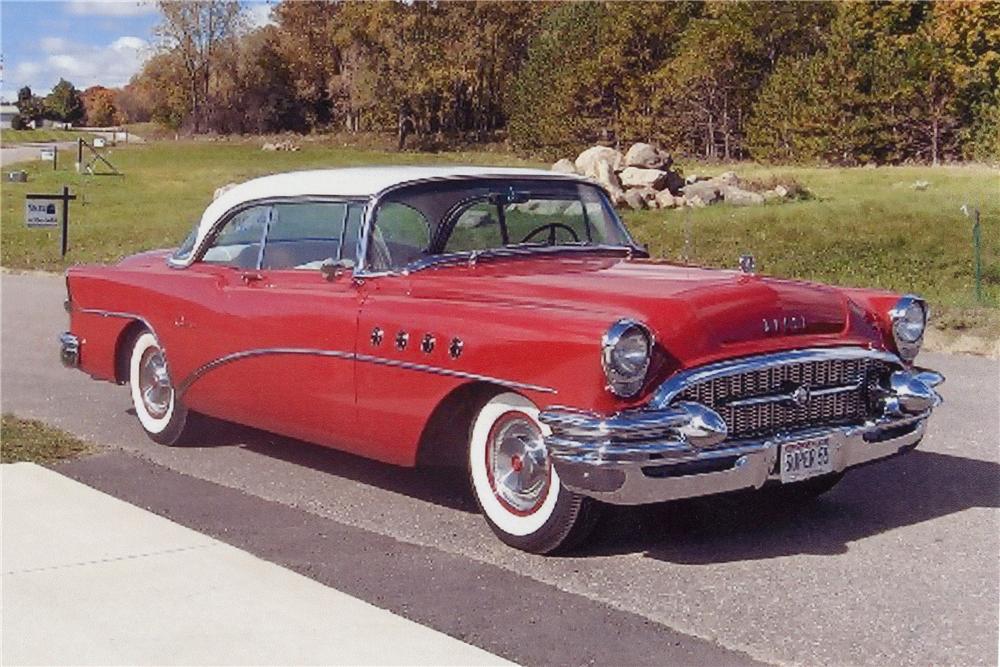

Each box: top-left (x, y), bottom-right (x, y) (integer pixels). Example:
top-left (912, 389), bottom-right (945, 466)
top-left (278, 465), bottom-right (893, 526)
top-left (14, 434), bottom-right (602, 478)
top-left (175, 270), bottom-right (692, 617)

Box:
top-left (155, 0), bottom-right (244, 132)
top-left (81, 86), bottom-right (120, 127)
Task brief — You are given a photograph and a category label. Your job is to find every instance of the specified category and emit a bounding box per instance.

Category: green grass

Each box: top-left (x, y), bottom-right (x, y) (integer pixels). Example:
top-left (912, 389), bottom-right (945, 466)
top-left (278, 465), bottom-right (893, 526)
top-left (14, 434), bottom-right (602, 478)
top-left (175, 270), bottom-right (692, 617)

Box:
top-left (1, 414), bottom-right (93, 464)
top-left (0, 141), bottom-right (996, 336)
top-left (1, 128), bottom-right (96, 144)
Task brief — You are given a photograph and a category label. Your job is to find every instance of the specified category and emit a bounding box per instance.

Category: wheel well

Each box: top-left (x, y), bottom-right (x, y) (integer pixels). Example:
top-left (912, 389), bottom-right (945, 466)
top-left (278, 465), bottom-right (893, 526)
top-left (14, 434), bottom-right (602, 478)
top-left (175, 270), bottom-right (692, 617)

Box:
top-left (113, 320), bottom-right (147, 384)
top-left (415, 381), bottom-right (508, 468)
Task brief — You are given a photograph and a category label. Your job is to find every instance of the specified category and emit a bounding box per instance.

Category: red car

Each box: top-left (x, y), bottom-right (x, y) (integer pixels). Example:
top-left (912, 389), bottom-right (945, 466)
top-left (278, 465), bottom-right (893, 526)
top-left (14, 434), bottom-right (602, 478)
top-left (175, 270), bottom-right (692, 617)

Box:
top-left (61, 166), bottom-right (943, 553)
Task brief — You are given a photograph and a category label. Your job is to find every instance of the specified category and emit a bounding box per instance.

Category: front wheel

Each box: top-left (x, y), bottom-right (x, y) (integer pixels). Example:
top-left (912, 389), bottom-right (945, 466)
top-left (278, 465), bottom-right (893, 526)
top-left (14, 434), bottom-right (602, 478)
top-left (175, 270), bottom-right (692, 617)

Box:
top-left (468, 392), bottom-right (599, 554)
top-left (129, 330), bottom-right (198, 445)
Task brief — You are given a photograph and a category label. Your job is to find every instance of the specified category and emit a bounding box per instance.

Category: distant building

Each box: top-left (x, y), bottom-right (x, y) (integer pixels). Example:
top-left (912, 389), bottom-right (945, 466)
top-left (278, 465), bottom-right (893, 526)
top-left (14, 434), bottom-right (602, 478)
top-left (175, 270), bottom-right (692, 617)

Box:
top-left (0, 102), bottom-right (19, 129)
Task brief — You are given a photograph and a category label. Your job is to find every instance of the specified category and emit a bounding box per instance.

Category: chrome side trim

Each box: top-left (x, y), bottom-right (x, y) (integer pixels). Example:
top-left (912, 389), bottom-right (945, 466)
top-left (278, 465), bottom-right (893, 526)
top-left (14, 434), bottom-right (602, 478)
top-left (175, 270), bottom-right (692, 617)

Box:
top-left (650, 346), bottom-right (902, 408)
top-left (176, 347), bottom-right (557, 397)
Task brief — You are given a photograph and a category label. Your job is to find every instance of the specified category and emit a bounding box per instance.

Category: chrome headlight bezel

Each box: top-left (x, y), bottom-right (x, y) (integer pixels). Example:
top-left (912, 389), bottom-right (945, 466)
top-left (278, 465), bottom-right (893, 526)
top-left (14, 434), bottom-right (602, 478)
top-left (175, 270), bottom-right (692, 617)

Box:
top-left (889, 294), bottom-right (927, 362)
top-left (602, 319), bottom-right (653, 398)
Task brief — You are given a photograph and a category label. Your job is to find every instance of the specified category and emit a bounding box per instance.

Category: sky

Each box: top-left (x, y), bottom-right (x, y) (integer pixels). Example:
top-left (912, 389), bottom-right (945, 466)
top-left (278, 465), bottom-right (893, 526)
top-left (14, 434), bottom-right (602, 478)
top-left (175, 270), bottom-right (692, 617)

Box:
top-left (0, 0), bottom-right (275, 100)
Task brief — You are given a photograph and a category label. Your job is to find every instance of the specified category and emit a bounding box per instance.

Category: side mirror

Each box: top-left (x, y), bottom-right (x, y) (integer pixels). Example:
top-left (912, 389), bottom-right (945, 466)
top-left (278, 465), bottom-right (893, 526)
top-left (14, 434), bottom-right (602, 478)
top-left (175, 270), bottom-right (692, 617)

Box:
top-left (320, 257), bottom-right (355, 281)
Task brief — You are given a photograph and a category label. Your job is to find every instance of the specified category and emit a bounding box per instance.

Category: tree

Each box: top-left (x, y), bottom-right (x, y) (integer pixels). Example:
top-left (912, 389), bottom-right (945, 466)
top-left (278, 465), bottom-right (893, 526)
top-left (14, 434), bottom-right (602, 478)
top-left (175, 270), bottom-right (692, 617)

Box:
top-left (156, 0), bottom-right (244, 132)
top-left (44, 79), bottom-right (85, 124)
top-left (81, 86), bottom-right (120, 127)
top-left (15, 85), bottom-right (46, 125)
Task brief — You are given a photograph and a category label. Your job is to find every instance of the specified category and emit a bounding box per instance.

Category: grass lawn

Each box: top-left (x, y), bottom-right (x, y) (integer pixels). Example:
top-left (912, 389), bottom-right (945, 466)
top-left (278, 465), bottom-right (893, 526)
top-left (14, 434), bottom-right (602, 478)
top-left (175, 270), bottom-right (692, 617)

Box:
top-left (0, 139), bottom-right (996, 336)
top-left (1, 128), bottom-right (97, 145)
top-left (1, 414), bottom-right (93, 464)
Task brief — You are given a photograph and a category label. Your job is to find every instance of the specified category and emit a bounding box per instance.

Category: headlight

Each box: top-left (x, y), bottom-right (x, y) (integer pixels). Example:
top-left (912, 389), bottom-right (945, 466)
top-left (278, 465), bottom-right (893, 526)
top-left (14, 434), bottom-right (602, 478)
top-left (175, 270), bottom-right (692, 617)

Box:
top-left (602, 319), bottom-right (653, 397)
top-left (889, 295), bottom-right (926, 362)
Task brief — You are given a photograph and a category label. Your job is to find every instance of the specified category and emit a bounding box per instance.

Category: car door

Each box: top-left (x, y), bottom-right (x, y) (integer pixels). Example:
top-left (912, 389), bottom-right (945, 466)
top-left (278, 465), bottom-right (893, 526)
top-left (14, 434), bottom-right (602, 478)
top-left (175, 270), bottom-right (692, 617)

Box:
top-left (179, 200), bottom-right (367, 451)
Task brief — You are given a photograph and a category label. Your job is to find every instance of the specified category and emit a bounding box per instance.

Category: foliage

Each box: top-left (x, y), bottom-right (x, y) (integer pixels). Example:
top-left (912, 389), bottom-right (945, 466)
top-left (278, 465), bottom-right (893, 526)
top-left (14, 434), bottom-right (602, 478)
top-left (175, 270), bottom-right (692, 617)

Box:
top-left (44, 78), bottom-right (85, 123)
top-left (81, 86), bottom-right (120, 127)
top-left (64, 0), bottom-right (1000, 163)
top-left (16, 86), bottom-right (47, 125)
top-left (9, 113), bottom-right (26, 130)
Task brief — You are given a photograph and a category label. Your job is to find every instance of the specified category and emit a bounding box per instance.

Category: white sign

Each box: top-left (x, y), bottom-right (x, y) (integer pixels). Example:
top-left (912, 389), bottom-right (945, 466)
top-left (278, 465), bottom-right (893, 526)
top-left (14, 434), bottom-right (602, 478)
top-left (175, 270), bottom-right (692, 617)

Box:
top-left (93, 137), bottom-right (107, 148)
top-left (25, 199), bottom-right (59, 227)
top-left (40, 147), bottom-right (56, 161)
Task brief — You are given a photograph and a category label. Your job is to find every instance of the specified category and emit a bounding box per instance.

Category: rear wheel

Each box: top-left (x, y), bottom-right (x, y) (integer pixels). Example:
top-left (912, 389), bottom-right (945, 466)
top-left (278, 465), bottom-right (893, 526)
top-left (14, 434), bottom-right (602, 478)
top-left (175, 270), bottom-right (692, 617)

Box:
top-left (468, 392), bottom-right (599, 554)
top-left (129, 331), bottom-right (198, 445)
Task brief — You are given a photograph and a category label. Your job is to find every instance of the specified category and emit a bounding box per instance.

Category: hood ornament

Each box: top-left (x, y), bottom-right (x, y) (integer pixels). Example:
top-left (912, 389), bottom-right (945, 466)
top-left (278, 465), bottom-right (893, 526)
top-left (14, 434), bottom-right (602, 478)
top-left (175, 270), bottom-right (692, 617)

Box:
top-left (739, 254), bottom-right (756, 274)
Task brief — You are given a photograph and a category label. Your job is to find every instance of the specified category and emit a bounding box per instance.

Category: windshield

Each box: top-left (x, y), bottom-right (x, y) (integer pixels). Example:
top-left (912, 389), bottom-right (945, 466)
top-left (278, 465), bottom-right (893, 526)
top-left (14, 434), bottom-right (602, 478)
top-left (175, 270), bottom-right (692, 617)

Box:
top-left (366, 178), bottom-right (635, 272)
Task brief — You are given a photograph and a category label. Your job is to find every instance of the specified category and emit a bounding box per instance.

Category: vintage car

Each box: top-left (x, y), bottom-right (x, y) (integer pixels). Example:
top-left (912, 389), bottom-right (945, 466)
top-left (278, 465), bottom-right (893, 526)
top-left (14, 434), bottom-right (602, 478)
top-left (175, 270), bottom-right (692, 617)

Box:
top-left (60, 166), bottom-right (944, 553)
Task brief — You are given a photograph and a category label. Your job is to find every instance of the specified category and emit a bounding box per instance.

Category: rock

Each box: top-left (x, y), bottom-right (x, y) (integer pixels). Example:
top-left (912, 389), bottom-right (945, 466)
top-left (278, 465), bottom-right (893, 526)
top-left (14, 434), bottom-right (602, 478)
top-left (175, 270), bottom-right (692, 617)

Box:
top-left (551, 158), bottom-right (577, 174)
top-left (636, 187), bottom-right (658, 203)
top-left (762, 189), bottom-right (782, 202)
top-left (911, 180), bottom-right (930, 191)
top-left (624, 142), bottom-right (672, 169)
top-left (623, 189), bottom-right (647, 210)
top-left (715, 171), bottom-right (739, 188)
top-left (722, 187), bottom-right (765, 206)
top-left (594, 158), bottom-right (623, 193)
top-left (262, 142), bottom-right (278, 151)
top-left (575, 146), bottom-right (624, 177)
top-left (607, 187), bottom-right (627, 207)
top-left (213, 182), bottom-right (238, 200)
top-left (681, 180), bottom-right (723, 205)
top-left (662, 170), bottom-right (686, 195)
top-left (686, 194), bottom-right (707, 208)
top-left (656, 190), bottom-right (679, 209)
top-left (620, 167), bottom-right (671, 190)
top-left (774, 184), bottom-right (789, 198)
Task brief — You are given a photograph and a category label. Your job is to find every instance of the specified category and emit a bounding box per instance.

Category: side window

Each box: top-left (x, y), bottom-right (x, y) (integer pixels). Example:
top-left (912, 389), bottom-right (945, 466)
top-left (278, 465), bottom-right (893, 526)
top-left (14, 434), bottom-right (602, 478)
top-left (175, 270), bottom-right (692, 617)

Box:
top-left (262, 202), bottom-right (347, 270)
top-left (368, 202), bottom-right (431, 270)
top-left (444, 201), bottom-right (503, 253)
top-left (202, 206), bottom-right (270, 268)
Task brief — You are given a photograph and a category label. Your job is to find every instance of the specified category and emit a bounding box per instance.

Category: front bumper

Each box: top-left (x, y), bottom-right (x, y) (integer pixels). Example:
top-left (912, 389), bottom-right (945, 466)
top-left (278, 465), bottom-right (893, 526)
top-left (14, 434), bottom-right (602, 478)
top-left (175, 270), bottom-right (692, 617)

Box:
top-left (539, 364), bottom-right (943, 505)
top-left (59, 332), bottom-right (80, 368)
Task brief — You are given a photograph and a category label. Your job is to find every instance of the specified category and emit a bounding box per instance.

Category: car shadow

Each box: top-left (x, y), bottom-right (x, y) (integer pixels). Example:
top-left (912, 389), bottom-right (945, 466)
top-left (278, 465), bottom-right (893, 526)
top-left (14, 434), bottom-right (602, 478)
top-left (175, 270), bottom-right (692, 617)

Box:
top-left (153, 412), bottom-right (479, 514)
top-left (133, 409), bottom-right (997, 559)
top-left (579, 450), bottom-right (1000, 563)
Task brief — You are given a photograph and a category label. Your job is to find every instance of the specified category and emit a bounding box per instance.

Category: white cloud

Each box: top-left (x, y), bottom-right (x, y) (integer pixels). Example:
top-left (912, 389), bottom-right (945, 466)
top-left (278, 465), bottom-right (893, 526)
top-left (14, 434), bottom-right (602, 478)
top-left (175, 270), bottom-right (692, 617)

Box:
top-left (66, 0), bottom-right (157, 17)
top-left (10, 35), bottom-right (153, 93)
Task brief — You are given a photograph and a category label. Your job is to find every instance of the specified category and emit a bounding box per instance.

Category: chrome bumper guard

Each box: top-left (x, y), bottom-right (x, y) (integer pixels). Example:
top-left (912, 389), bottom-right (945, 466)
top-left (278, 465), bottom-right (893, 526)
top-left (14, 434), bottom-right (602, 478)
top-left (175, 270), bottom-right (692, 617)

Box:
top-left (59, 332), bottom-right (80, 368)
top-left (539, 365), bottom-right (943, 505)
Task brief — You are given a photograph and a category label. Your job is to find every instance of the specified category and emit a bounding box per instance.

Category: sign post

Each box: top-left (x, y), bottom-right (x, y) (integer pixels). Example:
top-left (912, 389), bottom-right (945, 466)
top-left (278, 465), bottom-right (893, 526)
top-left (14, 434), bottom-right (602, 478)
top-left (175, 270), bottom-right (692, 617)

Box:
top-left (25, 186), bottom-right (77, 257)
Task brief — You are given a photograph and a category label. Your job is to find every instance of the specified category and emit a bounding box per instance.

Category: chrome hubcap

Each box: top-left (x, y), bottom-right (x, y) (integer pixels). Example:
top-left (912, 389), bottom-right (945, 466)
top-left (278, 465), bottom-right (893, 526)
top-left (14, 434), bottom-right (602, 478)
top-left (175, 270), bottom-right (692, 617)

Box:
top-left (488, 413), bottom-right (550, 513)
top-left (138, 347), bottom-right (172, 419)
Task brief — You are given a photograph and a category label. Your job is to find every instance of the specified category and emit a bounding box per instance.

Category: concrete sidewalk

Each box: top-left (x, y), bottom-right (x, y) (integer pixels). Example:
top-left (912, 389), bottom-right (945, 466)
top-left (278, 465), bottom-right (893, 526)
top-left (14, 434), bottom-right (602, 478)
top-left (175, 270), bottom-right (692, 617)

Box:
top-left (1, 463), bottom-right (511, 666)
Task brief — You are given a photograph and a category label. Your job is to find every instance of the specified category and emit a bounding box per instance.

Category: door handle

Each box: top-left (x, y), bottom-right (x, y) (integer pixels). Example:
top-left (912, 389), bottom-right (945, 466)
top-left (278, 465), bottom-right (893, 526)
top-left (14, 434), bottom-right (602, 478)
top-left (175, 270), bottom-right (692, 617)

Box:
top-left (241, 271), bottom-right (264, 285)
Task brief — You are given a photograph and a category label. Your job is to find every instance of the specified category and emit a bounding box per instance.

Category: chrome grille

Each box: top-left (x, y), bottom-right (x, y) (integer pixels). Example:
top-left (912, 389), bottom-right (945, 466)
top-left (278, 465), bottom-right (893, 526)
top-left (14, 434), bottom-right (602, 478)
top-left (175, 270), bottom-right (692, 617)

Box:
top-left (677, 357), bottom-right (887, 440)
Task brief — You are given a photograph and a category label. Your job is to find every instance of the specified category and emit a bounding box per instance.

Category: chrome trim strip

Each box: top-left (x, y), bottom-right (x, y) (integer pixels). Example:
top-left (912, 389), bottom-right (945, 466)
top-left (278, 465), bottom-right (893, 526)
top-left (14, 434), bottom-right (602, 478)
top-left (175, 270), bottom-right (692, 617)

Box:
top-left (176, 347), bottom-right (557, 397)
top-left (650, 346), bottom-right (902, 408)
top-left (721, 381), bottom-right (864, 408)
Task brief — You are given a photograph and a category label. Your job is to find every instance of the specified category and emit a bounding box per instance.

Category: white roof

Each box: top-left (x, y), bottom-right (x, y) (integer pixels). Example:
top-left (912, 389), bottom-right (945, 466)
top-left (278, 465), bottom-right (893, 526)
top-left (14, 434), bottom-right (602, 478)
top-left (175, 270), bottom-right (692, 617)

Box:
top-left (194, 166), bottom-right (584, 255)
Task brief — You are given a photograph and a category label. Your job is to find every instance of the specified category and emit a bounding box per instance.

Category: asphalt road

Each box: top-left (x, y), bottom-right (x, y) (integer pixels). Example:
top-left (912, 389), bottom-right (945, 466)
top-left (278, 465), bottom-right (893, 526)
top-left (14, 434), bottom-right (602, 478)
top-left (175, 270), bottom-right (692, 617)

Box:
top-left (3, 271), bottom-right (998, 666)
top-left (0, 141), bottom-right (79, 168)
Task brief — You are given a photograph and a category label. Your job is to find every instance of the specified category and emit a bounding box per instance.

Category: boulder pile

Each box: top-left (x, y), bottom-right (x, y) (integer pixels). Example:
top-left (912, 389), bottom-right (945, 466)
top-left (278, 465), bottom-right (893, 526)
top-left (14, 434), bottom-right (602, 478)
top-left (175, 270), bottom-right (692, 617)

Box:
top-left (552, 143), bottom-right (791, 210)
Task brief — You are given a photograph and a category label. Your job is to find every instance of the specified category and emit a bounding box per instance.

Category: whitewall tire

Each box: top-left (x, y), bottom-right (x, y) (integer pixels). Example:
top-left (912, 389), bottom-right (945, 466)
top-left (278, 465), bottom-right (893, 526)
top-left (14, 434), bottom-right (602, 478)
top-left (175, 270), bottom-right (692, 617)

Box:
top-left (468, 392), bottom-right (599, 554)
top-left (128, 331), bottom-right (195, 445)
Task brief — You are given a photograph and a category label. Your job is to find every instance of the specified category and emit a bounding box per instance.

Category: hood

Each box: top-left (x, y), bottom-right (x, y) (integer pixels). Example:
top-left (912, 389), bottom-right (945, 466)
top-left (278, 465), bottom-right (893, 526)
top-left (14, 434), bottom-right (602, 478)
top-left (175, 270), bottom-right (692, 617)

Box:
top-left (408, 255), bottom-right (878, 368)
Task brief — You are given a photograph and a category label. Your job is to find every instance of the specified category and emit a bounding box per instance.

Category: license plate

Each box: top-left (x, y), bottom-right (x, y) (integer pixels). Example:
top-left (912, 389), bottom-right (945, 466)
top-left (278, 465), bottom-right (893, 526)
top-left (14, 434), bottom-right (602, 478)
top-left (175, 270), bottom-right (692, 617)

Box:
top-left (780, 438), bottom-right (832, 483)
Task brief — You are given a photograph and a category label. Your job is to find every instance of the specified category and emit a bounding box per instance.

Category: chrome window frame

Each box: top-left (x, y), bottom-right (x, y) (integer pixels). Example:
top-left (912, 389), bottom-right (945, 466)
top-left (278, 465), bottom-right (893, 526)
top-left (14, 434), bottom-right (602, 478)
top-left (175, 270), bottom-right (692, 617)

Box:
top-left (167, 195), bottom-right (370, 270)
top-left (354, 175), bottom-right (642, 278)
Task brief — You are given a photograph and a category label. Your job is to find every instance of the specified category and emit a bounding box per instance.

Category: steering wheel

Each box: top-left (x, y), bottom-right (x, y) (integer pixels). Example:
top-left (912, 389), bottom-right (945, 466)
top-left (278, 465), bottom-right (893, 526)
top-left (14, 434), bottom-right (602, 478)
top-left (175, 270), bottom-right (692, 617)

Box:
top-left (519, 223), bottom-right (580, 245)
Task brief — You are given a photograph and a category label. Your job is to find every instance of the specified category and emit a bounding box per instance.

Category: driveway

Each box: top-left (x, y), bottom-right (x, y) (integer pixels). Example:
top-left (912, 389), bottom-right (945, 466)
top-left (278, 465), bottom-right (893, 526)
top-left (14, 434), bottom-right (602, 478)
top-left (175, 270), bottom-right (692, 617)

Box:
top-left (2, 271), bottom-right (998, 666)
